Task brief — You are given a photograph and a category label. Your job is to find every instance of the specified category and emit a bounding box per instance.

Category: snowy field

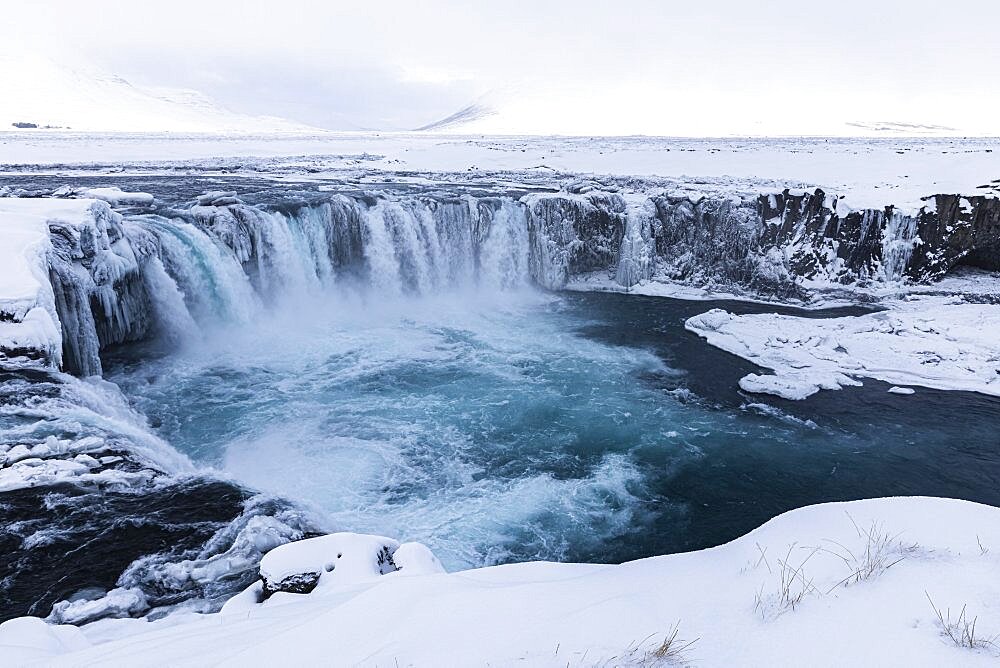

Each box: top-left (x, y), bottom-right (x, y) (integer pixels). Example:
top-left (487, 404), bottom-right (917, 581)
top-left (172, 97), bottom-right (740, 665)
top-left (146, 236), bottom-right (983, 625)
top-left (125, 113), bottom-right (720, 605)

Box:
top-left (2, 133), bottom-right (999, 211)
top-left (2, 497), bottom-right (998, 666)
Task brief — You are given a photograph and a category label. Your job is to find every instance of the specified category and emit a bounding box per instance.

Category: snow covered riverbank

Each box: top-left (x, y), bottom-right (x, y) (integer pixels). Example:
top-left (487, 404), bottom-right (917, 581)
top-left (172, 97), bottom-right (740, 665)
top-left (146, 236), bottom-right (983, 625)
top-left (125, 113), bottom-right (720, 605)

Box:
top-left (2, 497), bottom-right (997, 667)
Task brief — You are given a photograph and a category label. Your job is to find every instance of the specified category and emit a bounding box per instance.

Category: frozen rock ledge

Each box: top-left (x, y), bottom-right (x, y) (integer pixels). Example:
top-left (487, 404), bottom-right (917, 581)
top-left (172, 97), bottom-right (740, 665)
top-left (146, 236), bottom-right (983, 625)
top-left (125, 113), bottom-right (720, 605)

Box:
top-left (0, 198), bottom-right (83, 369)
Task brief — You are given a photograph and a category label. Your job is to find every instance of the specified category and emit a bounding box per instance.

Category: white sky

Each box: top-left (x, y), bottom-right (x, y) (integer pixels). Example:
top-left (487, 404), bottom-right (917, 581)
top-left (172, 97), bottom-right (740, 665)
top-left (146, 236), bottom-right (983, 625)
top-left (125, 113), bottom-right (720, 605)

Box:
top-left (3, 0), bottom-right (999, 135)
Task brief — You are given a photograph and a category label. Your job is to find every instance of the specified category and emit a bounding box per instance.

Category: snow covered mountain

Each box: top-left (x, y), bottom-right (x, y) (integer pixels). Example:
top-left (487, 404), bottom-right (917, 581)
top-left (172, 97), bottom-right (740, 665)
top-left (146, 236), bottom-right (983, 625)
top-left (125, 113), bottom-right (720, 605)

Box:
top-left (0, 52), bottom-right (317, 133)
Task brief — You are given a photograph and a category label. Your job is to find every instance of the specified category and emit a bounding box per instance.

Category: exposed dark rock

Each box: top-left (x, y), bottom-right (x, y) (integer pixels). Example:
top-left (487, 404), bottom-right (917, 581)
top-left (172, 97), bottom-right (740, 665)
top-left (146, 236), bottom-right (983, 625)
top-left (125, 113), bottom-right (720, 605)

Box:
top-left (907, 195), bottom-right (1000, 279)
top-left (526, 192), bottom-right (627, 287)
top-left (260, 571), bottom-right (321, 600)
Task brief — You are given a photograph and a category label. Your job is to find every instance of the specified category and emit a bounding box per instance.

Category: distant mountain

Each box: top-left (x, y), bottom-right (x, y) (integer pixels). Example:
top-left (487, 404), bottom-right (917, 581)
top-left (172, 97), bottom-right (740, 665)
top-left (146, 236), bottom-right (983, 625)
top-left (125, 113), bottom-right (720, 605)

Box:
top-left (844, 121), bottom-right (960, 135)
top-left (414, 103), bottom-right (499, 132)
top-left (0, 52), bottom-right (317, 133)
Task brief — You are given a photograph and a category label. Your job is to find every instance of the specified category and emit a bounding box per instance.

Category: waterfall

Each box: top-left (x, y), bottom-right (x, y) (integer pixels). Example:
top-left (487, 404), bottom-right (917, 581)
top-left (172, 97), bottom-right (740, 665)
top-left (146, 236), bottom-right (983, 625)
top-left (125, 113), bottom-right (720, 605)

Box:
top-left (138, 216), bottom-right (260, 323)
top-left (881, 211), bottom-right (920, 282)
top-left (615, 198), bottom-right (657, 288)
top-left (140, 255), bottom-right (199, 346)
top-left (480, 199), bottom-right (530, 290)
top-left (42, 184), bottom-right (970, 377)
top-left (362, 202), bottom-right (406, 294)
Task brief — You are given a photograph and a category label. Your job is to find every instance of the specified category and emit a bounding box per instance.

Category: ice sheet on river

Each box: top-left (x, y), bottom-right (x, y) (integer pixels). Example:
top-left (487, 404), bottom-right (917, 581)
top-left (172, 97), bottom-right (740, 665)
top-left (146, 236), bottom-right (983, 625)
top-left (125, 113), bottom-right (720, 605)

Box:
top-left (686, 295), bottom-right (1000, 399)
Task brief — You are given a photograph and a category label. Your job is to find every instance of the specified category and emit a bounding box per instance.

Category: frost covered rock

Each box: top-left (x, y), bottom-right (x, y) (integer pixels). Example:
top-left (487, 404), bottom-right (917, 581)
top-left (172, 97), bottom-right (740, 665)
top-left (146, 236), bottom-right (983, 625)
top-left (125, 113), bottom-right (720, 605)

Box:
top-left (237, 533), bottom-right (447, 606)
top-left (46, 199), bottom-right (152, 375)
top-left (195, 190), bottom-right (242, 206)
top-left (524, 191), bottom-right (627, 289)
top-left (258, 532), bottom-right (401, 600)
top-left (47, 588), bottom-right (148, 626)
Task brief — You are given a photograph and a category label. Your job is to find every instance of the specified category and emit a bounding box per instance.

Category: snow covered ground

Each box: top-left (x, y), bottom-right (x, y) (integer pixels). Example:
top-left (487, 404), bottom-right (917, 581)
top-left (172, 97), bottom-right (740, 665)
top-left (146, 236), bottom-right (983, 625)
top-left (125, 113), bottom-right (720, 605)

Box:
top-left (2, 497), bottom-right (997, 667)
top-left (2, 134), bottom-right (998, 212)
top-left (686, 295), bottom-right (1000, 400)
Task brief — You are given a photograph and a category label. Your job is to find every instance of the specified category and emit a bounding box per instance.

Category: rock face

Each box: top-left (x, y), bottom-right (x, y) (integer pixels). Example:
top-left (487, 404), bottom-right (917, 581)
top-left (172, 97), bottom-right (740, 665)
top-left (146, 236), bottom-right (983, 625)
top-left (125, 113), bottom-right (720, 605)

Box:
top-left (908, 195), bottom-right (1000, 279)
top-left (261, 571), bottom-right (322, 599)
top-left (624, 189), bottom-right (1000, 298)
top-left (47, 200), bottom-right (152, 375)
top-left (754, 190), bottom-right (1000, 285)
top-left (525, 192), bottom-right (627, 289)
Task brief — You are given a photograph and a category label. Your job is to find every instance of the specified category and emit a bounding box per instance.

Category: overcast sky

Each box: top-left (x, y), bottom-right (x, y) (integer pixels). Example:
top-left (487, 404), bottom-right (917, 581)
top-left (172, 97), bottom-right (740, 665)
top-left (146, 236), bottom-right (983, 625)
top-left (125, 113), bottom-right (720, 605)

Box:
top-left (4, 0), bottom-right (999, 135)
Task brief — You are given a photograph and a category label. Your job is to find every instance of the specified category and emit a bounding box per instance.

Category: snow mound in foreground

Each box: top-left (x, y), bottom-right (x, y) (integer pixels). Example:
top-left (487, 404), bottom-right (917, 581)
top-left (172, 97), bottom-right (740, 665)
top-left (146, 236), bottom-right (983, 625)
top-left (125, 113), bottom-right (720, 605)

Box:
top-left (2, 497), bottom-right (998, 666)
top-left (685, 297), bottom-right (1000, 400)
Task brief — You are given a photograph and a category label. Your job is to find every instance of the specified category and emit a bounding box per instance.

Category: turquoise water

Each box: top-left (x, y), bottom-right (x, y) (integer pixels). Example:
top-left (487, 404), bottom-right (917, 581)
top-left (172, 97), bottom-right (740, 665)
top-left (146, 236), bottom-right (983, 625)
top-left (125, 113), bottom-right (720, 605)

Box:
top-left (106, 289), bottom-right (1000, 571)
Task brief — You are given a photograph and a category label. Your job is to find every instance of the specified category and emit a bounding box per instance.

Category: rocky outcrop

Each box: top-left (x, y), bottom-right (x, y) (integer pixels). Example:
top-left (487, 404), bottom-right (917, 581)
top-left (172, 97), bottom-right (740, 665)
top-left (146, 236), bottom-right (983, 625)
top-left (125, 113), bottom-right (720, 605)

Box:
top-left (525, 192), bottom-right (627, 289)
top-left (630, 189), bottom-right (1000, 299)
top-left (47, 201), bottom-right (152, 375)
top-left (908, 195), bottom-right (1000, 279)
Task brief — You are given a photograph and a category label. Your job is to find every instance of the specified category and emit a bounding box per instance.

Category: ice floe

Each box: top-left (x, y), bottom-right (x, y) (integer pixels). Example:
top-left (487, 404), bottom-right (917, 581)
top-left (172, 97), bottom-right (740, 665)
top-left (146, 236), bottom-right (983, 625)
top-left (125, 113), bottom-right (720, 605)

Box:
top-left (686, 296), bottom-right (1000, 399)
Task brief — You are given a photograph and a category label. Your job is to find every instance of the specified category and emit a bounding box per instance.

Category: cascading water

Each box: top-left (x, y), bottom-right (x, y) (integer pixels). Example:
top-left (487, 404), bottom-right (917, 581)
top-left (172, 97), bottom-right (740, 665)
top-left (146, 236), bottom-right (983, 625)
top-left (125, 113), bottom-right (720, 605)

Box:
top-left (615, 198), bottom-right (657, 288)
top-left (138, 255), bottom-right (200, 346)
top-left (479, 199), bottom-right (531, 290)
top-left (136, 215), bottom-right (260, 323)
top-left (880, 211), bottom-right (920, 282)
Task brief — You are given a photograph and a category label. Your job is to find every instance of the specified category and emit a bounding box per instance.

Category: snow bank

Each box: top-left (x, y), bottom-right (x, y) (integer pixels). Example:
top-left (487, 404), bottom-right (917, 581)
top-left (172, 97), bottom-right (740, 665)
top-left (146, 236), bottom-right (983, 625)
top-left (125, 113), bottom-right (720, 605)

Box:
top-left (51, 186), bottom-right (154, 206)
top-left (4, 497), bottom-right (998, 666)
top-left (220, 532), bottom-right (448, 617)
top-left (686, 297), bottom-right (1000, 399)
top-left (0, 618), bottom-right (89, 664)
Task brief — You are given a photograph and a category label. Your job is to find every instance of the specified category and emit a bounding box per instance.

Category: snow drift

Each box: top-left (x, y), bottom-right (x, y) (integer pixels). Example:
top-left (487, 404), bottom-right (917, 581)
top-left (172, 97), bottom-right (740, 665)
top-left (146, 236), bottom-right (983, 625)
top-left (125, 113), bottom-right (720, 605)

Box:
top-left (3, 497), bottom-right (998, 667)
top-left (686, 297), bottom-right (1000, 400)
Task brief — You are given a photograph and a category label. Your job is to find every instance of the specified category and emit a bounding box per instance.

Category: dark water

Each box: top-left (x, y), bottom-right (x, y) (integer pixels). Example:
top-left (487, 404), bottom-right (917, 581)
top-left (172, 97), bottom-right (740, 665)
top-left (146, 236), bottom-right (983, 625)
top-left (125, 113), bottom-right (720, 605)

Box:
top-left (569, 292), bottom-right (1000, 553)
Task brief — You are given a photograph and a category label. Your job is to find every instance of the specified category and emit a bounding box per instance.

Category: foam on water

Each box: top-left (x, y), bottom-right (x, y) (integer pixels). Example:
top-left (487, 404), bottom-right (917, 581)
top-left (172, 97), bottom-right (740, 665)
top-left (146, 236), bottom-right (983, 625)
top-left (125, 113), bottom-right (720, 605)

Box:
top-left (109, 289), bottom-right (676, 569)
